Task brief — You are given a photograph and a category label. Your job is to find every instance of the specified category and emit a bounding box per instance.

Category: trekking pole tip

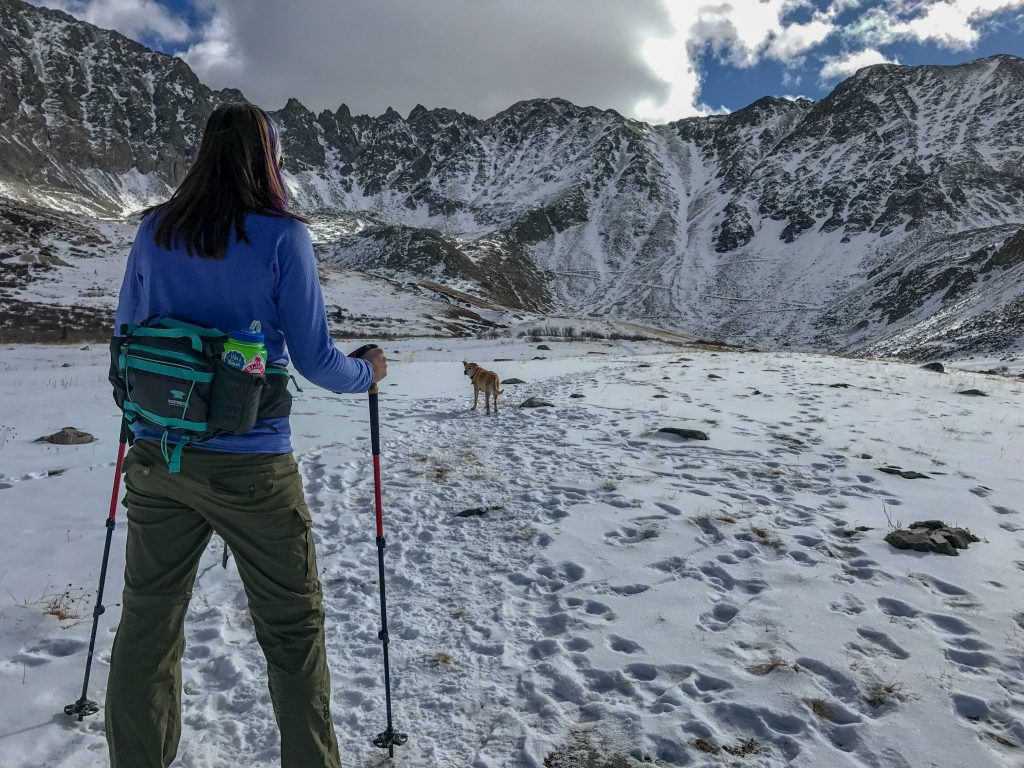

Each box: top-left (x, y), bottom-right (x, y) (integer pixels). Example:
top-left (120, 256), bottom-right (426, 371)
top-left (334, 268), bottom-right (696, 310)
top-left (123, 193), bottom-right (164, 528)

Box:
top-left (372, 727), bottom-right (408, 751)
top-left (64, 698), bottom-right (100, 720)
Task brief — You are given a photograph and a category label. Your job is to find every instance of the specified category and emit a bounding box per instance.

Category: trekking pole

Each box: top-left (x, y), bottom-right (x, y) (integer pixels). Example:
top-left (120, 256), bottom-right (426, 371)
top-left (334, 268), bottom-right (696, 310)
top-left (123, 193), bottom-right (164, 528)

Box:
top-left (65, 421), bottom-right (129, 721)
top-left (350, 345), bottom-right (407, 758)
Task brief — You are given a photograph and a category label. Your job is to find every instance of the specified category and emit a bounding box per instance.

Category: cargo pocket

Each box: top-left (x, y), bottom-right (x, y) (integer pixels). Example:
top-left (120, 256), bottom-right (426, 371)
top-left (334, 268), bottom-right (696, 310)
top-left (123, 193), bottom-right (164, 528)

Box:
top-left (121, 449), bottom-right (158, 507)
top-left (209, 468), bottom-right (276, 499)
top-left (294, 504), bottom-right (319, 591)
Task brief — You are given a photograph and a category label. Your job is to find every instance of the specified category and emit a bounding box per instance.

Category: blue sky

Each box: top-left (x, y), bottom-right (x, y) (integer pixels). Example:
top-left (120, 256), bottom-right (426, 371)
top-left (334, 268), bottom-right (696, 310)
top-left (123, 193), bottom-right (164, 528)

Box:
top-left (697, 1), bottom-right (1024, 111)
top-left (696, 4), bottom-right (1024, 109)
top-left (33, 0), bottom-right (1024, 122)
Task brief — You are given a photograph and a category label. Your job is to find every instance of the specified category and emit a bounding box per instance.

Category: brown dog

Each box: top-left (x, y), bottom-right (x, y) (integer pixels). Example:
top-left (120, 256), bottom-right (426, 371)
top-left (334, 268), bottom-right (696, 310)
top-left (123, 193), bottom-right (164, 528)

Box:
top-left (463, 361), bottom-right (503, 415)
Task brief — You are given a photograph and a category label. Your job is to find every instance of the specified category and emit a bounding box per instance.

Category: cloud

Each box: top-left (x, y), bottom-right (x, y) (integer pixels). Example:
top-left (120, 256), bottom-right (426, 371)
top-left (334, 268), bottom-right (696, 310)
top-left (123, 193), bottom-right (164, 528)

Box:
top-left (819, 48), bottom-right (899, 82)
top-left (30, 0), bottom-right (670, 120)
top-left (782, 70), bottom-right (804, 88)
top-left (25, 0), bottom-right (1023, 127)
top-left (849, 0), bottom-right (1024, 50)
top-left (174, 0), bottom-right (671, 122)
top-left (636, 1), bottom-right (843, 122)
top-left (33, 0), bottom-right (192, 42)
top-left (181, 3), bottom-right (244, 80)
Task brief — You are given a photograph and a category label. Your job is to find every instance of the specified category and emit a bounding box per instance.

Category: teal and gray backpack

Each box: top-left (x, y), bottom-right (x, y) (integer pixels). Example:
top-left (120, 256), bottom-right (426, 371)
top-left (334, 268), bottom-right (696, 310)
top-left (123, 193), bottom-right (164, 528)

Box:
top-left (109, 317), bottom-right (296, 472)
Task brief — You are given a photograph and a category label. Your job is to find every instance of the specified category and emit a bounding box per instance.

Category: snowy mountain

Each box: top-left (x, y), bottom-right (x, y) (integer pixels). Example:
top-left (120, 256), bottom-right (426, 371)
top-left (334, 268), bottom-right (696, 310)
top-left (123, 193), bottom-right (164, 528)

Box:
top-left (1, 0), bottom-right (1022, 359)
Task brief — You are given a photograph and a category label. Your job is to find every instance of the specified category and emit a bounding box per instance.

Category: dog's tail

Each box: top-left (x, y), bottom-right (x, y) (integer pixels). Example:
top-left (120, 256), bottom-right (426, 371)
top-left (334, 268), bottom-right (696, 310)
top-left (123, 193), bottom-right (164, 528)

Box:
top-left (496, 386), bottom-right (504, 394)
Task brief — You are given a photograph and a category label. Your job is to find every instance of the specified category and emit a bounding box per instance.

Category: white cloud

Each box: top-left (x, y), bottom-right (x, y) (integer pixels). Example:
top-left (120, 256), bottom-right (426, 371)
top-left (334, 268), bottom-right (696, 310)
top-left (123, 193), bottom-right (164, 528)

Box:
top-left (819, 48), bottom-right (899, 82)
top-left (636, 0), bottom-right (843, 122)
top-left (850, 0), bottom-right (1024, 50)
top-left (181, 4), bottom-right (244, 80)
top-left (782, 70), bottom-right (804, 88)
top-left (34, 0), bottom-right (192, 43)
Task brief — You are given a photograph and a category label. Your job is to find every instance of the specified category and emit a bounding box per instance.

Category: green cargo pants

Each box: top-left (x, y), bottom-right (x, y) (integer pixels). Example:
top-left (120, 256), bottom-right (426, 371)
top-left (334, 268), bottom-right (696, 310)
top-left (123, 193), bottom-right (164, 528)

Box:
top-left (105, 439), bottom-right (342, 768)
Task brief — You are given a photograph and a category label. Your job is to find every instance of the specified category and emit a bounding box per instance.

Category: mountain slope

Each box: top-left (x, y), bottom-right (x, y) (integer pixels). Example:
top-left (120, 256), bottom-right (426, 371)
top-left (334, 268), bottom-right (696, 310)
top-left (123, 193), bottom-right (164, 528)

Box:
top-left (0, 0), bottom-right (1022, 359)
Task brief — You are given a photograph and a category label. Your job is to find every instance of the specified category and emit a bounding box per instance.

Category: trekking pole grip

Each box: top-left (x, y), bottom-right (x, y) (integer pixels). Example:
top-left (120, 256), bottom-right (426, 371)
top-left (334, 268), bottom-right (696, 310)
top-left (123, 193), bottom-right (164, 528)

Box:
top-left (348, 344), bottom-right (380, 397)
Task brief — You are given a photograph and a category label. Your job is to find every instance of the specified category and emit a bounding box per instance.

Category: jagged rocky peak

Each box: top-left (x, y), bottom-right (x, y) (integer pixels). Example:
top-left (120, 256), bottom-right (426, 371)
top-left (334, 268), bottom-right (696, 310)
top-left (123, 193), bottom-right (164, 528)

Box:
top-left (0, 0), bottom-right (224, 212)
top-left (272, 98), bottom-right (325, 168)
top-left (0, 0), bottom-right (1022, 358)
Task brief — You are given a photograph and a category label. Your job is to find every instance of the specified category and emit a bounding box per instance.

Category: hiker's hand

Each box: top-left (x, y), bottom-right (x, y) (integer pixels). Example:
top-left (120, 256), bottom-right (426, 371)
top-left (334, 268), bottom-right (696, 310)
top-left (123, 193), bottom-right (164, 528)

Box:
top-left (363, 347), bottom-right (388, 383)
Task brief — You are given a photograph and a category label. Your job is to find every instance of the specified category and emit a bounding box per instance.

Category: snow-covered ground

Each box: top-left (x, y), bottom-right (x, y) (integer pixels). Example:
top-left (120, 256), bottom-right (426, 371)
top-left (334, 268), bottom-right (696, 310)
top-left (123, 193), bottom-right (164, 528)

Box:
top-left (0, 339), bottom-right (1022, 767)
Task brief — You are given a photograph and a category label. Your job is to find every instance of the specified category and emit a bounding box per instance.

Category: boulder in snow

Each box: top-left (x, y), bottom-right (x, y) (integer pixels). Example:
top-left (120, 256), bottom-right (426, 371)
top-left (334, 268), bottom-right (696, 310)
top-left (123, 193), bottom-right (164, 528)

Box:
top-left (885, 521), bottom-right (979, 556)
top-left (35, 427), bottom-right (95, 445)
top-left (658, 427), bottom-right (709, 441)
top-left (878, 466), bottom-right (930, 480)
top-left (520, 397), bottom-right (554, 408)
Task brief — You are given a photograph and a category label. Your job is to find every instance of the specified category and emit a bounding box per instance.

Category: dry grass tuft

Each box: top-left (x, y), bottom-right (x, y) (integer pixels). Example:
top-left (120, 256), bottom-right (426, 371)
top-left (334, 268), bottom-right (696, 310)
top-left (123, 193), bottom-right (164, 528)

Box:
top-left (751, 526), bottom-right (781, 546)
top-left (867, 680), bottom-right (905, 708)
top-left (43, 593), bottom-right (78, 621)
top-left (460, 450), bottom-right (483, 467)
top-left (747, 653), bottom-right (798, 676)
top-left (691, 738), bottom-right (720, 755)
top-left (35, 585), bottom-right (90, 623)
top-left (432, 651), bottom-right (454, 666)
top-left (809, 699), bottom-right (832, 719)
top-left (723, 738), bottom-right (761, 757)
top-left (986, 731), bottom-right (1020, 749)
top-left (695, 509), bottom-right (738, 525)
top-left (428, 465), bottom-right (452, 483)
top-left (543, 728), bottom-right (636, 768)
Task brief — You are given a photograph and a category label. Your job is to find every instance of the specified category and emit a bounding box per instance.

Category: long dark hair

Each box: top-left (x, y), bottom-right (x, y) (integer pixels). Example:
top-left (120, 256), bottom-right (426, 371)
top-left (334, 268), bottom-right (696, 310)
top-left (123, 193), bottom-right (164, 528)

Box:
top-left (146, 103), bottom-right (305, 259)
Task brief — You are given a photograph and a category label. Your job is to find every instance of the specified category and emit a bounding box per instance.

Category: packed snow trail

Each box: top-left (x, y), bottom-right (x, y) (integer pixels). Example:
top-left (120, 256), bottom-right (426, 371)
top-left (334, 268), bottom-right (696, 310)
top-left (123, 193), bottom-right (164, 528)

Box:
top-left (0, 340), bottom-right (1022, 767)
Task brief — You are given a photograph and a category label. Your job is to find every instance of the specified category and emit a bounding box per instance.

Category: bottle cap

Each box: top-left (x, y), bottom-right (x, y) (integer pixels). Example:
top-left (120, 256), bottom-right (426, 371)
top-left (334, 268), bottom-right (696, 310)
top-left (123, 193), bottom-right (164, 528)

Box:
top-left (229, 328), bottom-right (265, 344)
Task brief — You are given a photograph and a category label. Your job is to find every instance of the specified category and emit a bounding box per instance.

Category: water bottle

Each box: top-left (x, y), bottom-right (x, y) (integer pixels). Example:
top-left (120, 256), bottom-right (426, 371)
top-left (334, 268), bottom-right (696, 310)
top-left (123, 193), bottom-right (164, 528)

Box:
top-left (222, 321), bottom-right (266, 375)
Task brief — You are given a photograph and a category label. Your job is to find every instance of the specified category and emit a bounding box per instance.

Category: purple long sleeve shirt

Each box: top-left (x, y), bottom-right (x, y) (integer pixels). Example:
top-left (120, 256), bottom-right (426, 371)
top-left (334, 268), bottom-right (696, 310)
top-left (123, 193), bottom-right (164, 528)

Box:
top-left (114, 211), bottom-right (373, 454)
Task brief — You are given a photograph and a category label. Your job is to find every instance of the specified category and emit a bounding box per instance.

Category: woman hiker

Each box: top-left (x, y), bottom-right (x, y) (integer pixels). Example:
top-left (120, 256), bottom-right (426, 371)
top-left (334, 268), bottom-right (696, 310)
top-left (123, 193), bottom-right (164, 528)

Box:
top-left (106, 102), bottom-right (386, 768)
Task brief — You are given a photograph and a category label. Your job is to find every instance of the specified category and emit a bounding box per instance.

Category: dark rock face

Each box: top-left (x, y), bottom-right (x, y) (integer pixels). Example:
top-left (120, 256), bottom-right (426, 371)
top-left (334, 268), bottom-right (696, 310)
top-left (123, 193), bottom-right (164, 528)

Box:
top-left (0, 0), bottom-right (233, 216)
top-left (1, 0), bottom-right (1023, 356)
top-left (885, 521), bottom-right (980, 556)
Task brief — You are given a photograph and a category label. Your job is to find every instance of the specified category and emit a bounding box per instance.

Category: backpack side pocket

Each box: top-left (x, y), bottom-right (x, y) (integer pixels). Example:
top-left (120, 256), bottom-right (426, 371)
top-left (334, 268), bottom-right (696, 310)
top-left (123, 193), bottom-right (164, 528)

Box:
top-left (208, 359), bottom-right (269, 434)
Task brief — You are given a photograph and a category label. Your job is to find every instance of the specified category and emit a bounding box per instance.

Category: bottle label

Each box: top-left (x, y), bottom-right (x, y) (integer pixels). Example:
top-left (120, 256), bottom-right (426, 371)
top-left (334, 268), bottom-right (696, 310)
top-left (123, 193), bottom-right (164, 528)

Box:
top-left (223, 349), bottom-right (247, 369)
top-left (242, 355), bottom-right (266, 375)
